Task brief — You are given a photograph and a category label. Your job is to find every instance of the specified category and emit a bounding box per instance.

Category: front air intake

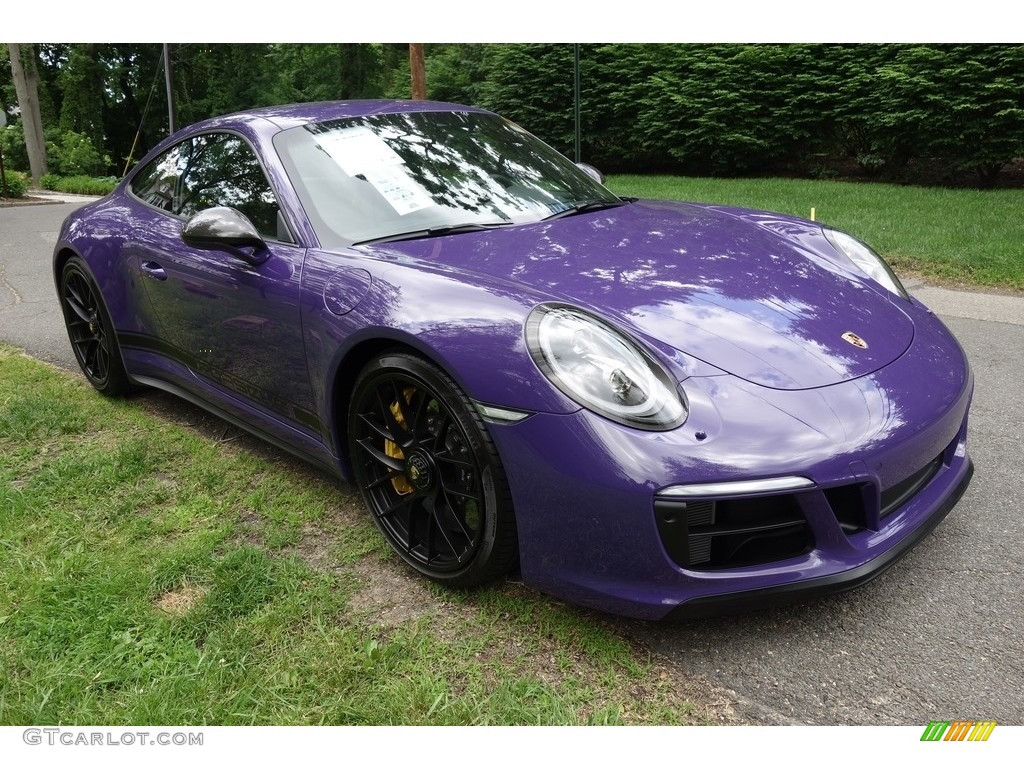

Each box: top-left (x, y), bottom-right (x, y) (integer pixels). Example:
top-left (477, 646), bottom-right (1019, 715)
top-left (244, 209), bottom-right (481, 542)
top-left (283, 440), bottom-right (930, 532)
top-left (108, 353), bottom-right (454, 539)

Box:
top-left (655, 495), bottom-right (811, 569)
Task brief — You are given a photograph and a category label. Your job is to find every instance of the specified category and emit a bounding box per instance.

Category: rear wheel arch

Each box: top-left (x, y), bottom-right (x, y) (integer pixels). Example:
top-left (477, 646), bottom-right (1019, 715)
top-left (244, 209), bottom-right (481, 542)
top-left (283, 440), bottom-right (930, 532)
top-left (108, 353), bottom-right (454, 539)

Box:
top-left (58, 254), bottom-right (133, 396)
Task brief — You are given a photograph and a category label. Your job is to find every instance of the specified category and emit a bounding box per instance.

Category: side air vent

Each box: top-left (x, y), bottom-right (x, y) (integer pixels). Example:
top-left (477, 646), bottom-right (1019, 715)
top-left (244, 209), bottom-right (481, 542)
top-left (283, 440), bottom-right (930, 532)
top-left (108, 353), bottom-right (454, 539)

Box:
top-left (880, 453), bottom-right (944, 519)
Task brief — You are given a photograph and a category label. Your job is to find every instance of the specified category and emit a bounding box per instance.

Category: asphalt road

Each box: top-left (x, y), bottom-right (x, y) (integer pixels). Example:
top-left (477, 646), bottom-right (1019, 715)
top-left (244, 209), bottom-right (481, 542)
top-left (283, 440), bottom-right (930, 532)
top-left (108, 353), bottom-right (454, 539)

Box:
top-left (2, 200), bottom-right (1022, 725)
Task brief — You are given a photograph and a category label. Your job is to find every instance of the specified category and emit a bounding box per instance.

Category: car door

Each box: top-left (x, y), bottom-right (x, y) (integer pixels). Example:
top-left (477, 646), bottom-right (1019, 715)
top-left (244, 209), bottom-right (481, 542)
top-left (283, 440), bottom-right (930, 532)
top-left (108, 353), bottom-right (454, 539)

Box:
top-left (128, 131), bottom-right (318, 433)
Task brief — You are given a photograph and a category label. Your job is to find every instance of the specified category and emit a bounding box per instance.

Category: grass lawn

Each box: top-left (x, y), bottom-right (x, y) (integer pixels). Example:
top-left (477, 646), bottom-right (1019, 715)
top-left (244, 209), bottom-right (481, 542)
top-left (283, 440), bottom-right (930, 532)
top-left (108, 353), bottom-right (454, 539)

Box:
top-left (608, 175), bottom-right (1024, 291)
top-left (0, 345), bottom-right (729, 726)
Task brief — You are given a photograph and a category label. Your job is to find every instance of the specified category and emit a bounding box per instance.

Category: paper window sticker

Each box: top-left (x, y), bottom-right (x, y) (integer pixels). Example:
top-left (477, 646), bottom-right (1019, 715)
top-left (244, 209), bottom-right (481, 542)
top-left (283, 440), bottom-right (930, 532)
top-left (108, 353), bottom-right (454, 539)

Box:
top-left (362, 167), bottom-right (434, 215)
top-left (316, 126), bottom-right (406, 176)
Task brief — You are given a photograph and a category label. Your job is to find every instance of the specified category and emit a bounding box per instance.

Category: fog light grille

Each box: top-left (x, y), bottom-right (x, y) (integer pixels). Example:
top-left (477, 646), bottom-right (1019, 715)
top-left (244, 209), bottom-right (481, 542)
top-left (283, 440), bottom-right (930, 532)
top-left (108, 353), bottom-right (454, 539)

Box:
top-left (655, 495), bottom-right (811, 570)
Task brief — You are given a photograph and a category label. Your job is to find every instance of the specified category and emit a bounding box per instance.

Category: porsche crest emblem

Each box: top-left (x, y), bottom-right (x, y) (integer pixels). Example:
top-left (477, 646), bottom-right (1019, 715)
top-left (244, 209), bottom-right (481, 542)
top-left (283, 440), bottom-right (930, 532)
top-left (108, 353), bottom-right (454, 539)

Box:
top-left (842, 331), bottom-right (868, 349)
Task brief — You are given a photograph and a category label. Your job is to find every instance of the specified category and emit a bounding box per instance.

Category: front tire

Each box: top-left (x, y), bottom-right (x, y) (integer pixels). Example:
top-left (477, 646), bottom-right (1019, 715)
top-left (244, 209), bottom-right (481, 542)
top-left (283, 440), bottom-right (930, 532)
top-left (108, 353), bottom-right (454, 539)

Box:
top-left (349, 351), bottom-right (518, 587)
top-left (59, 256), bottom-right (132, 396)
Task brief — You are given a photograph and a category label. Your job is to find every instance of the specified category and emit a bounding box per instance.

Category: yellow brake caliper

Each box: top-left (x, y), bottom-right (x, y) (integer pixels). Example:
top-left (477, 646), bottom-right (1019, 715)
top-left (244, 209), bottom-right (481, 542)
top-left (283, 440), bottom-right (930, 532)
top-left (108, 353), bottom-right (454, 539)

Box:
top-left (384, 387), bottom-right (417, 495)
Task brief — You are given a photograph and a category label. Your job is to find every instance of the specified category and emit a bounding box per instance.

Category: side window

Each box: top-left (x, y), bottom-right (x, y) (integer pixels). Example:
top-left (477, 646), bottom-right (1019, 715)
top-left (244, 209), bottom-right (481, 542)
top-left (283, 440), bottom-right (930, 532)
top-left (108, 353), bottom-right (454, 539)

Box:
top-left (130, 142), bottom-right (189, 212)
top-left (131, 133), bottom-right (282, 240)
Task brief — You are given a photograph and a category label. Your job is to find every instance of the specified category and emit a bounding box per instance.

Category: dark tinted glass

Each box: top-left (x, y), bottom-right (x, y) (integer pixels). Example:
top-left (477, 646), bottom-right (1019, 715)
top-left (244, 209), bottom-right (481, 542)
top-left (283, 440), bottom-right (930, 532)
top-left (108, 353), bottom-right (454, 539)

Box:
top-left (130, 133), bottom-right (280, 239)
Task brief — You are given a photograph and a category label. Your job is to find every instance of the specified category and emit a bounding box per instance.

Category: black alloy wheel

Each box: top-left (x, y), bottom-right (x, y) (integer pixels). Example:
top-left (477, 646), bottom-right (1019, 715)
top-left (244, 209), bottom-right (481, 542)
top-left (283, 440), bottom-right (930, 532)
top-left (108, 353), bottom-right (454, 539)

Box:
top-left (349, 352), bottom-right (518, 587)
top-left (59, 257), bottom-right (131, 395)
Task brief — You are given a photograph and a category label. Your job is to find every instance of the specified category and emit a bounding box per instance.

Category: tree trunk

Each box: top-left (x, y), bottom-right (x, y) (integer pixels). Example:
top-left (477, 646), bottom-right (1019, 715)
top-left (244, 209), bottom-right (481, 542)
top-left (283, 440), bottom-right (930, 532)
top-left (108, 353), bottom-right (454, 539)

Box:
top-left (409, 44), bottom-right (426, 100)
top-left (8, 43), bottom-right (48, 184)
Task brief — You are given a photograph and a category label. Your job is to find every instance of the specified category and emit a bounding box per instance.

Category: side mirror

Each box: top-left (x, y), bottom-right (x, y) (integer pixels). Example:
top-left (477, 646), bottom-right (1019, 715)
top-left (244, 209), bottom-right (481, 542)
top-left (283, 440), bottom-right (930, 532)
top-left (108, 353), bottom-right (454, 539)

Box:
top-left (576, 162), bottom-right (605, 185)
top-left (182, 207), bottom-right (269, 265)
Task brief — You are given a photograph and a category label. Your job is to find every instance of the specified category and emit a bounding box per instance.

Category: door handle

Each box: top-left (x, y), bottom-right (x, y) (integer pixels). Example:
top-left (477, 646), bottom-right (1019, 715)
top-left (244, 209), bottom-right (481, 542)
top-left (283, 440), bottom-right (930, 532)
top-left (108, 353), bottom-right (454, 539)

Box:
top-left (141, 262), bottom-right (167, 281)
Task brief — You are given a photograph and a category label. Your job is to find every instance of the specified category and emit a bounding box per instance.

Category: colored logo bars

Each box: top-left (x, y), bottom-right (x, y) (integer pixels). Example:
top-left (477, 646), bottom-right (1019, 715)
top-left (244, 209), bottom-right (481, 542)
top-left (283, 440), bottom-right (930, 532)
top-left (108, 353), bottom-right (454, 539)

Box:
top-left (921, 721), bottom-right (997, 742)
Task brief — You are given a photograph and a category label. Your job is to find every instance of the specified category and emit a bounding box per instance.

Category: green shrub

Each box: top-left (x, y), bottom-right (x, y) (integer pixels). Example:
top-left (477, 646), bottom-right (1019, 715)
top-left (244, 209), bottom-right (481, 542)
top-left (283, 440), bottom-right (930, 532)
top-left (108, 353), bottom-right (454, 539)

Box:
top-left (47, 131), bottom-right (108, 177)
top-left (39, 173), bottom-right (61, 190)
top-left (0, 123), bottom-right (29, 172)
top-left (52, 175), bottom-right (117, 196)
top-left (1, 170), bottom-right (29, 198)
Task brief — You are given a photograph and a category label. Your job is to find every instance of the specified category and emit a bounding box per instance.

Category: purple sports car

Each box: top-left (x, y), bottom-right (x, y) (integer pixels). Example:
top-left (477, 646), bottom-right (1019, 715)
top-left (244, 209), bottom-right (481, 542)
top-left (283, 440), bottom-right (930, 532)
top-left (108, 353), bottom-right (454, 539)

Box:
top-left (54, 101), bottom-right (973, 619)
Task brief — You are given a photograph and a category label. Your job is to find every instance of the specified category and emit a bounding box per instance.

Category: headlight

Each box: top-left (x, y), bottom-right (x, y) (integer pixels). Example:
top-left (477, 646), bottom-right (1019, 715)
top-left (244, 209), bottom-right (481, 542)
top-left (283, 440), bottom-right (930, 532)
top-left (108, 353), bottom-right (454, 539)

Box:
top-left (526, 304), bottom-right (686, 430)
top-left (823, 227), bottom-right (909, 300)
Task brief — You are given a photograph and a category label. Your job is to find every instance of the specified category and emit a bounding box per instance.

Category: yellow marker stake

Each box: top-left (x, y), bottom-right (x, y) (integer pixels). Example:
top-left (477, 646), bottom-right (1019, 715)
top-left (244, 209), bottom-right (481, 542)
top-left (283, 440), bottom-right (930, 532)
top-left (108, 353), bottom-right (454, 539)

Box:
top-left (810, 207), bottom-right (816, 222)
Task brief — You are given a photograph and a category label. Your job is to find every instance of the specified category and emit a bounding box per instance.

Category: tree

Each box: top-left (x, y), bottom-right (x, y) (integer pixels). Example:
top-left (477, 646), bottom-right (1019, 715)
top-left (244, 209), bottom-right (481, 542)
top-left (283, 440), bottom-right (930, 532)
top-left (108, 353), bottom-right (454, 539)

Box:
top-left (3, 42), bottom-right (1018, 187)
top-left (423, 43), bottom-right (491, 105)
top-left (8, 43), bottom-right (47, 183)
top-left (409, 44), bottom-right (426, 100)
top-left (58, 44), bottom-right (106, 149)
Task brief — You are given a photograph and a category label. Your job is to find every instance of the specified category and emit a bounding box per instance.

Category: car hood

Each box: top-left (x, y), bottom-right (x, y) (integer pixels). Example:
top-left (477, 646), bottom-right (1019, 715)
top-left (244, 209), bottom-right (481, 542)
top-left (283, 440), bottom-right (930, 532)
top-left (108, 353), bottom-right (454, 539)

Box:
top-left (367, 200), bottom-right (914, 390)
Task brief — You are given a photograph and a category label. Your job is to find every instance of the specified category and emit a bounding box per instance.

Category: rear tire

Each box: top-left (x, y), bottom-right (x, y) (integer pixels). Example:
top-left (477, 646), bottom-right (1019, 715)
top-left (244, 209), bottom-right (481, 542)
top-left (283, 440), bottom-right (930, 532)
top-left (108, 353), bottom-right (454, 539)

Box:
top-left (59, 256), bottom-right (132, 396)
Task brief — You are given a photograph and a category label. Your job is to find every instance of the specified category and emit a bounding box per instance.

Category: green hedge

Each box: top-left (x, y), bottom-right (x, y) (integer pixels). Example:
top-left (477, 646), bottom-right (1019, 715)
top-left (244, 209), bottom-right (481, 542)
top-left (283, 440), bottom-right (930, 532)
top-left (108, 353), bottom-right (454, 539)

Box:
top-left (1, 171), bottom-right (29, 198)
top-left (475, 43), bottom-right (1024, 185)
top-left (47, 175), bottom-right (118, 196)
top-left (39, 173), bottom-right (61, 190)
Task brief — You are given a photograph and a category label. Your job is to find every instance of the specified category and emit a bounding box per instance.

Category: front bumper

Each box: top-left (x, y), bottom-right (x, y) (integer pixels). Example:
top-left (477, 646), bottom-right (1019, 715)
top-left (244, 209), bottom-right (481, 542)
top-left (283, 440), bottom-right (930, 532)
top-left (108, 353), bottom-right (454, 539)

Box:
top-left (488, 309), bottom-right (974, 620)
top-left (666, 457), bottom-right (973, 619)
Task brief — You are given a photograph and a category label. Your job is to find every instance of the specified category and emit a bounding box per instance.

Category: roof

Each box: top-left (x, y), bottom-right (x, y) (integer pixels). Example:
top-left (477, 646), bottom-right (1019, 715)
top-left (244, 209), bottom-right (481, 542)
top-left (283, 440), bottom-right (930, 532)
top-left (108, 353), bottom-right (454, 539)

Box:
top-left (189, 99), bottom-right (489, 134)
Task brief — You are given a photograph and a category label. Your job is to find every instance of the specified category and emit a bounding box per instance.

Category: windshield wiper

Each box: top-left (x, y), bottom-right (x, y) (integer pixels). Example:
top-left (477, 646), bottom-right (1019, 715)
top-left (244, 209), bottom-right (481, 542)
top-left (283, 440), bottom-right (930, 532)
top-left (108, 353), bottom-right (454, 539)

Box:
top-left (353, 222), bottom-right (511, 246)
top-left (542, 198), bottom-right (630, 221)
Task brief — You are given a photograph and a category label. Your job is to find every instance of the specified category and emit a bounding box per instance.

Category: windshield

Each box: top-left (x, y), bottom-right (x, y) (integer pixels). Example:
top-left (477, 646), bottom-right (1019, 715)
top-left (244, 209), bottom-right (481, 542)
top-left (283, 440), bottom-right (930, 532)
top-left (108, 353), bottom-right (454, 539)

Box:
top-left (273, 110), bottom-right (620, 247)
